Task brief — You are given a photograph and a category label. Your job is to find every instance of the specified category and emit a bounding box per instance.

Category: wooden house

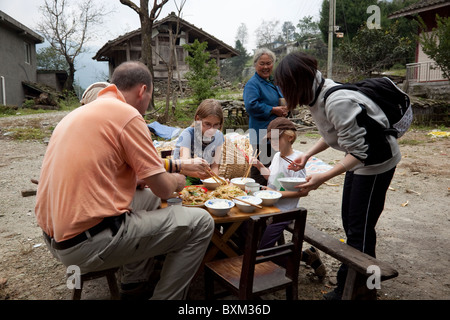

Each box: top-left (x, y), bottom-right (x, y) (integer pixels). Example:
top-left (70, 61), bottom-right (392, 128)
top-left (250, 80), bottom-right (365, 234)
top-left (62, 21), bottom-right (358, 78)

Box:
top-left (389, 0), bottom-right (450, 83)
top-left (93, 12), bottom-right (239, 80)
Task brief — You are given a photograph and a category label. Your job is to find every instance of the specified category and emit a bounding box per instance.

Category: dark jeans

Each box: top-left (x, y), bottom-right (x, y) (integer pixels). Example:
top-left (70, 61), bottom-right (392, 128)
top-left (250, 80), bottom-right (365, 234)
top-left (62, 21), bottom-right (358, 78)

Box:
top-left (336, 167), bottom-right (396, 292)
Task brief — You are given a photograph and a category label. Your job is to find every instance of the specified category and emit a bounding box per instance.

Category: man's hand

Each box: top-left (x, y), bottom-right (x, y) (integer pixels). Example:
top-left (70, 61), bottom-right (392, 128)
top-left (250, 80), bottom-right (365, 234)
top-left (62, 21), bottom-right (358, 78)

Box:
top-left (180, 158), bottom-right (210, 179)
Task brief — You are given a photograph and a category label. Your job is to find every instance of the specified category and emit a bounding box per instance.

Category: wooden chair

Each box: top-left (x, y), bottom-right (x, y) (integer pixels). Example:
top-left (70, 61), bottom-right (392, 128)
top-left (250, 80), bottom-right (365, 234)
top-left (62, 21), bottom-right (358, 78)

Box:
top-left (204, 208), bottom-right (307, 300)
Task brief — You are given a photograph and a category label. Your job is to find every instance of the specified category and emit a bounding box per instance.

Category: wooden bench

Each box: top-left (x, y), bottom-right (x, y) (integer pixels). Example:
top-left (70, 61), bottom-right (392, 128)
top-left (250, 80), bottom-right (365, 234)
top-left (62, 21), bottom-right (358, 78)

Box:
top-left (286, 223), bottom-right (398, 300)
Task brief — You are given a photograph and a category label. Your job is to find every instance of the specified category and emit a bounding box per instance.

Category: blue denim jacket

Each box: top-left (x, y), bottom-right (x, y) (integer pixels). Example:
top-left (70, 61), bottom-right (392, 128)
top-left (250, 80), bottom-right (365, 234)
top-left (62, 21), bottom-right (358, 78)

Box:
top-left (243, 72), bottom-right (283, 145)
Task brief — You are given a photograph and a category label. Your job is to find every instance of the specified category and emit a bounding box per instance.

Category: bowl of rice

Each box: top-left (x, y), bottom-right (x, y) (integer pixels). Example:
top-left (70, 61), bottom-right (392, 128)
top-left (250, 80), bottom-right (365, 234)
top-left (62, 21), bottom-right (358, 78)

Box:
top-left (233, 196), bottom-right (263, 213)
top-left (253, 190), bottom-right (282, 206)
top-left (230, 177), bottom-right (255, 190)
top-left (204, 198), bottom-right (235, 216)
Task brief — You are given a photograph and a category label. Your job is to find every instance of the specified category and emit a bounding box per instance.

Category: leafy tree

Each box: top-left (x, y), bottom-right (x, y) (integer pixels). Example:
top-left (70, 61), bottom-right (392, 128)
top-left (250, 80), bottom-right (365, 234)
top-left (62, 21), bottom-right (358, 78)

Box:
top-left (337, 22), bottom-right (413, 77)
top-left (220, 39), bottom-right (249, 83)
top-left (183, 39), bottom-right (219, 103)
top-left (296, 16), bottom-right (320, 42)
top-left (281, 21), bottom-right (296, 42)
top-left (418, 15), bottom-right (450, 80)
top-left (37, 46), bottom-right (69, 72)
top-left (319, 0), bottom-right (374, 44)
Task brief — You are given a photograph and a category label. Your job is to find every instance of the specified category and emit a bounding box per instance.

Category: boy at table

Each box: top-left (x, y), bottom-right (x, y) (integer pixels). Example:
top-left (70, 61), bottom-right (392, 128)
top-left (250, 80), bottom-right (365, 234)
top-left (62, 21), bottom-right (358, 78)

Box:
top-left (252, 117), bottom-right (326, 278)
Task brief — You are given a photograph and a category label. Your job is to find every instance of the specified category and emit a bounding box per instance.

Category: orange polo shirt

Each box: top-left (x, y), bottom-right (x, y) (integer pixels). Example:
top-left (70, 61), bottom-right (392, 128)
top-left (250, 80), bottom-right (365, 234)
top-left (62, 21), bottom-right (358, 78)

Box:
top-left (35, 85), bottom-right (165, 242)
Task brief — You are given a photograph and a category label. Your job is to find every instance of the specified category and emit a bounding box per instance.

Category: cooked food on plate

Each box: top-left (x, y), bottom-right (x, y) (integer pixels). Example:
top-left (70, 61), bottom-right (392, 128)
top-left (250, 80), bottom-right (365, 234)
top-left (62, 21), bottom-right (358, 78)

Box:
top-left (179, 185), bottom-right (208, 206)
top-left (209, 184), bottom-right (246, 200)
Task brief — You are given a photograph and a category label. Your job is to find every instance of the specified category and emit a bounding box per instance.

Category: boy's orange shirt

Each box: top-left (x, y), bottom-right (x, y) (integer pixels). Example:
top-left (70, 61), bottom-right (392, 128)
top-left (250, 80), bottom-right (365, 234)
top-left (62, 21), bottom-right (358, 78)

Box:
top-left (35, 85), bottom-right (165, 242)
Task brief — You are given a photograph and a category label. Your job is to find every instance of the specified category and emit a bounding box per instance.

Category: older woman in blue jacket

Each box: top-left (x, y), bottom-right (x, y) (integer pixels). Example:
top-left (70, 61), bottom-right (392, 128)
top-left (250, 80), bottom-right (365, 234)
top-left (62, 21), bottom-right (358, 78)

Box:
top-left (243, 48), bottom-right (288, 185)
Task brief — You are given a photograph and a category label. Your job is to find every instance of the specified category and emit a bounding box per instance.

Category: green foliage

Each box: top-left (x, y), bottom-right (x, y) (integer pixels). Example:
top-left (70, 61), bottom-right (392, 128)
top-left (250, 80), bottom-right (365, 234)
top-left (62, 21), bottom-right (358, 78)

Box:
top-left (319, 0), bottom-right (418, 56)
top-left (22, 99), bottom-right (35, 108)
top-left (418, 15), bottom-right (450, 80)
top-left (37, 46), bottom-right (69, 72)
top-left (58, 91), bottom-right (81, 110)
top-left (337, 22), bottom-right (413, 77)
top-left (296, 16), bottom-right (320, 42)
top-left (319, 0), bottom-right (375, 43)
top-left (183, 39), bottom-right (219, 104)
top-left (220, 39), bottom-right (250, 83)
top-left (7, 127), bottom-right (49, 141)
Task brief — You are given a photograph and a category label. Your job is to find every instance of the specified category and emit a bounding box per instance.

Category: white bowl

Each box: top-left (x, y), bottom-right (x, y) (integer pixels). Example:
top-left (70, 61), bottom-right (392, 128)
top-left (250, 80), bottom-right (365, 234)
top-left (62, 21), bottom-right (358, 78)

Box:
top-left (205, 198), bottom-right (235, 216)
top-left (277, 177), bottom-right (307, 191)
top-left (233, 196), bottom-right (263, 213)
top-left (253, 190), bottom-right (282, 206)
top-left (202, 177), bottom-right (224, 190)
top-left (230, 177), bottom-right (255, 190)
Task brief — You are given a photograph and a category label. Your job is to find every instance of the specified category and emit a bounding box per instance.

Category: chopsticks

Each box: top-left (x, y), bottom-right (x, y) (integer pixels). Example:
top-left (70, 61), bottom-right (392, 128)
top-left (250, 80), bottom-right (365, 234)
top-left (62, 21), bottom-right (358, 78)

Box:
top-left (206, 167), bottom-right (228, 185)
top-left (243, 149), bottom-right (261, 179)
top-left (231, 196), bottom-right (263, 209)
top-left (281, 155), bottom-right (293, 165)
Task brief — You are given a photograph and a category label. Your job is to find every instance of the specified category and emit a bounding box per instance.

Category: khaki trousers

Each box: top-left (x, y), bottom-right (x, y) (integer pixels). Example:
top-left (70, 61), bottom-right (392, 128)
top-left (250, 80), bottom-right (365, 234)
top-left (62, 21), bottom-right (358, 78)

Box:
top-left (44, 188), bottom-right (214, 299)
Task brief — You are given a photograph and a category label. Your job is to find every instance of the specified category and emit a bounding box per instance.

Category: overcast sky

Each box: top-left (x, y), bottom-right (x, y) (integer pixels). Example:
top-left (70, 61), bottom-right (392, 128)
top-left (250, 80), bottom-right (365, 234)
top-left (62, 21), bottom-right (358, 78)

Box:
top-left (0, 0), bottom-right (323, 88)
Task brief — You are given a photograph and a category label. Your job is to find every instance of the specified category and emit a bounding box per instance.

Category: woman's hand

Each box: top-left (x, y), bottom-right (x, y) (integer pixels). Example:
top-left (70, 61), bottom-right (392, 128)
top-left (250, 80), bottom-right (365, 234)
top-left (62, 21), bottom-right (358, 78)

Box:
top-left (288, 153), bottom-right (309, 171)
top-left (294, 173), bottom-right (327, 194)
top-left (271, 106), bottom-right (289, 117)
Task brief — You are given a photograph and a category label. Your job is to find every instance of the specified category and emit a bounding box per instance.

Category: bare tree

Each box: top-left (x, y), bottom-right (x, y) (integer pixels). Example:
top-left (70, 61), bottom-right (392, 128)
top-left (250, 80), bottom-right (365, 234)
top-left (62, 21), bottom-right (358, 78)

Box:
top-left (154, 0), bottom-right (186, 123)
top-left (120, 0), bottom-right (169, 77)
top-left (37, 0), bottom-right (108, 92)
top-left (255, 20), bottom-right (280, 48)
top-left (166, 0), bottom-right (186, 120)
top-left (235, 23), bottom-right (249, 48)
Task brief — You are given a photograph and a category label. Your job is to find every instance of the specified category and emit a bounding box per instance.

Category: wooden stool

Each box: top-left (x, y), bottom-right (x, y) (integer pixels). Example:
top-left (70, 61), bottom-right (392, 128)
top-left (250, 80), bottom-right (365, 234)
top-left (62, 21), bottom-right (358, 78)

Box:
top-left (71, 268), bottom-right (120, 300)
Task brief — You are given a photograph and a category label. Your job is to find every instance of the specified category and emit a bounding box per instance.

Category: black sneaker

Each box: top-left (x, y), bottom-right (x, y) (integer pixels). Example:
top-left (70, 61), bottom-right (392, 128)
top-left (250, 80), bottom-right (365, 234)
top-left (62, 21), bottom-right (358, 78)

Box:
top-left (120, 282), bottom-right (155, 300)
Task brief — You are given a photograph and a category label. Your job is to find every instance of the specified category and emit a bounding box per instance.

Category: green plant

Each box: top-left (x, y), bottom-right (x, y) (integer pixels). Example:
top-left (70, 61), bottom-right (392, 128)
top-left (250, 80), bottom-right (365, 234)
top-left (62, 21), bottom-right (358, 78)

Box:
top-left (337, 22), bottom-right (413, 77)
top-left (22, 99), bottom-right (36, 108)
top-left (58, 92), bottom-right (80, 110)
top-left (8, 127), bottom-right (48, 141)
top-left (418, 15), bottom-right (450, 80)
top-left (183, 39), bottom-right (219, 104)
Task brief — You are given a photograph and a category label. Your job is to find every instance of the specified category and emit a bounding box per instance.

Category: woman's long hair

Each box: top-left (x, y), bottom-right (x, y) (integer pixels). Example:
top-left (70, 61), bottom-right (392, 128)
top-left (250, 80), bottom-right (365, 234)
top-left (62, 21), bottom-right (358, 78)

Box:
top-left (274, 52), bottom-right (318, 110)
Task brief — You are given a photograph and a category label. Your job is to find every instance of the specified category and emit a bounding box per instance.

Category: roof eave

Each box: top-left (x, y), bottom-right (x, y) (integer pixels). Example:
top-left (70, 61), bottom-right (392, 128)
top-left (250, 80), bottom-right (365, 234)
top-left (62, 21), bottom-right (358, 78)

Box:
top-left (388, 2), bottom-right (450, 19)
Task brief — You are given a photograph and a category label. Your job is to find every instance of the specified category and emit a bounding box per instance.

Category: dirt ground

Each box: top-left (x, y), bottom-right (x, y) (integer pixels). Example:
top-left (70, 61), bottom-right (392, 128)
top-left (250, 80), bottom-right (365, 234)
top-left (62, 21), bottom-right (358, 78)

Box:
top-left (0, 111), bottom-right (449, 301)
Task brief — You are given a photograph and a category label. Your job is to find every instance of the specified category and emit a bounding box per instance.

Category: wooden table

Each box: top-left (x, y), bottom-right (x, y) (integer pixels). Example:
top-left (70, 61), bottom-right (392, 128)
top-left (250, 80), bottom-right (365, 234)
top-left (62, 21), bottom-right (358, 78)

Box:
top-left (205, 205), bottom-right (280, 261)
top-left (161, 200), bottom-right (280, 261)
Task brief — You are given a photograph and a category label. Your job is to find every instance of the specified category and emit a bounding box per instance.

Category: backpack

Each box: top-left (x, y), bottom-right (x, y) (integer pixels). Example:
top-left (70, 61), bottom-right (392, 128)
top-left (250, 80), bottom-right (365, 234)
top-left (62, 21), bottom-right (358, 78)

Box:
top-left (323, 77), bottom-right (413, 138)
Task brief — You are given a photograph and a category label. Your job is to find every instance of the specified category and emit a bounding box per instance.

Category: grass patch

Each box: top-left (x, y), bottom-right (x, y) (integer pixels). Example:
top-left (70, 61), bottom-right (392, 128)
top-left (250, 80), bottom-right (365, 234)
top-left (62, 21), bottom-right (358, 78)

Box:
top-left (398, 139), bottom-right (424, 146)
top-left (303, 132), bottom-right (321, 139)
top-left (6, 127), bottom-right (50, 141)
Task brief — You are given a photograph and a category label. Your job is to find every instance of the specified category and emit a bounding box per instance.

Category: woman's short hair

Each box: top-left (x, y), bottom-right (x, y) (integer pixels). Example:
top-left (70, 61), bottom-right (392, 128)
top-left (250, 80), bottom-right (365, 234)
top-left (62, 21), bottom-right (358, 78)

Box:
top-left (274, 52), bottom-right (318, 110)
top-left (253, 48), bottom-right (276, 66)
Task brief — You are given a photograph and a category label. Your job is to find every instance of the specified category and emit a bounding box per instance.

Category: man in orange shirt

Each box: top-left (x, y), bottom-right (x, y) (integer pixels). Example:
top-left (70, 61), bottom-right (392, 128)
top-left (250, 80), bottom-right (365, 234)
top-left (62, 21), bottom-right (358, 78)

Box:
top-left (35, 61), bottom-right (214, 300)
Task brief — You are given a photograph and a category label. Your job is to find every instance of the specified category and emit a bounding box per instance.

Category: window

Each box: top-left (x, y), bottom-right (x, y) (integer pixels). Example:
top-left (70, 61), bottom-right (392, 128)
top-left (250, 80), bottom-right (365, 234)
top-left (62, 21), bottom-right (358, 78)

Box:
top-left (24, 42), bottom-right (31, 64)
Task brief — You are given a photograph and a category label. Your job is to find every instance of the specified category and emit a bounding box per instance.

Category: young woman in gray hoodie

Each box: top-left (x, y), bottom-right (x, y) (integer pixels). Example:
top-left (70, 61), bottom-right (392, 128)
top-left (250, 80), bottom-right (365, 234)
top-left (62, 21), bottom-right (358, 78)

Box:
top-left (274, 52), bottom-right (401, 300)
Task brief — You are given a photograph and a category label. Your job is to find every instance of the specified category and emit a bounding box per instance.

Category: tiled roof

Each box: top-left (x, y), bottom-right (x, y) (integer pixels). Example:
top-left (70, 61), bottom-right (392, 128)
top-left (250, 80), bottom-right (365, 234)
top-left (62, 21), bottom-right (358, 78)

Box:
top-left (389, 0), bottom-right (450, 18)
